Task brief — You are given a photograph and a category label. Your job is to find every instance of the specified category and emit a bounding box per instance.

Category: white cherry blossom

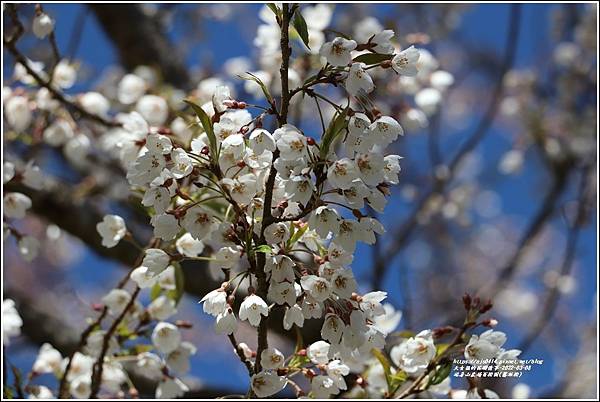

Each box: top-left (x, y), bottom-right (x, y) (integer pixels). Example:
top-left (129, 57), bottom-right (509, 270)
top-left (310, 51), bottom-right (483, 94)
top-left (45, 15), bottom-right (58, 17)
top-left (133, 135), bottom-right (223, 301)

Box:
top-left (249, 128), bottom-right (276, 154)
top-left (4, 192), bottom-right (32, 219)
top-left (96, 214), bottom-right (127, 248)
top-left (260, 347), bottom-right (285, 370)
top-left (391, 46), bottom-right (420, 76)
top-left (32, 13), bottom-right (55, 39)
top-left (283, 304), bottom-right (304, 330)
top-left (319, 37), bottom-right (357, 66)
top-left (345, 63), bottom-right (374, 96)
top-left (239, 294), bottom-right (269, 327)
top-left (152, 322), bottom-right (181, 353)
top-left (251, 371), bottom-right (287, 398)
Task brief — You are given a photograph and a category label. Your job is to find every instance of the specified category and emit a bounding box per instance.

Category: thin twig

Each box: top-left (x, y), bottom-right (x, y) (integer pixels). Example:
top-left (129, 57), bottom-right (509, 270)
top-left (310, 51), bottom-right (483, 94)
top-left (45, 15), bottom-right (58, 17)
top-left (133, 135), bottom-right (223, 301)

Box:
top-left (228, 334), bottom-right (255, 376)
top-left (89, 286), bottom-right (142, 398)
top-left (58, 247), bottom-right (148, 398)
top-left (3, 17), bottom-right (120, 128)
top-left (371, 4), bottom-right (522, 290)
top-left (517, 165), bottom-right (591, 352)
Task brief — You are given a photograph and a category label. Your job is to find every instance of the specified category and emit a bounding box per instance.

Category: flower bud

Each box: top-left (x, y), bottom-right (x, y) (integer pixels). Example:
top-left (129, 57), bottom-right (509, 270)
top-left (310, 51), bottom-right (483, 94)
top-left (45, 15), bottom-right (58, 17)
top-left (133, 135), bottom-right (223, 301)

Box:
top-left (479, 299), bottom-right (493, 314)
top-left (462, 293), bottom-right (472, 310)
top-left (129, 387), bottom-right (139, 398)
top-left (432, 326), bottom-right (454, 339)
top-left (356, 376), bottom-right (368, 388)
top-left (481, 318), bottom-right (498, 327)
top-left (175, 320), bottom-right (193, 329)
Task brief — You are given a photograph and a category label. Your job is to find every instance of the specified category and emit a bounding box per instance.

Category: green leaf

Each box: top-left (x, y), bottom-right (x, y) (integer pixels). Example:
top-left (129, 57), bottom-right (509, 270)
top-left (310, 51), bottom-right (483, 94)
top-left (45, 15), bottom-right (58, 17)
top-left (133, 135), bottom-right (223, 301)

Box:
top-left (427, 361), bottom-right (452, 386)
top-left (117, 323), bottom-right (136, 339)
top-left (435, 343), bottom-right (449, 357)
top-left (391, 330), bottom-right (416, 338)
top-left (389, 371), bottom-right (408, 395)
top-left (237, 72), bottom-right (275, 106)
top-left (288, 223), bottom-right (309, 247)
top-left (319, 107), bottom-right (348, 160)
top-left (372, 349), bottom-right (393, 391)
top-left (266, 3), bottom-right (281, 20)
top-left (288, 354), bottom-right (310, 369)
top-left (292, 10), bottom-right (310, 49)
top-left (184, 99), bottom-right (218, 163)
top-left (133, 344), bottom-right (154, 354)
top-left (150, 282), bottom-right (163, 301)
top-left (253, 244), bottom-right (273, 254)
top-left (4, 385), bottom-right (14, 398)
top-left (352, 53), bottom-right (393, 65)
top-left (166, 262), bottom-right (185, 305)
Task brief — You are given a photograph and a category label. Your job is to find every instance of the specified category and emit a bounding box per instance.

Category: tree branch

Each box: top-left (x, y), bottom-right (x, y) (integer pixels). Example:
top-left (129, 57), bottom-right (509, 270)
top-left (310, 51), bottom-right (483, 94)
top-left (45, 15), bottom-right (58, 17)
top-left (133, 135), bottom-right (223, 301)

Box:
top-left (4, 287), bottom-right (242, 399)
top-left (88, 4), bottom-right (191, 89)
top-left (371, 4), bottom-right (522, 290)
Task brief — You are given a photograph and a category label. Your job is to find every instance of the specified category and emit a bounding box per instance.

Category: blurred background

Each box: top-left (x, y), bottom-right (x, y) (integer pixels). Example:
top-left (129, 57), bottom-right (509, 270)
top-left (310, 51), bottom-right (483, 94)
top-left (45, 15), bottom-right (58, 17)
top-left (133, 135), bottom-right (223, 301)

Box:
top-left (3, 3), bottom-right (597, 399)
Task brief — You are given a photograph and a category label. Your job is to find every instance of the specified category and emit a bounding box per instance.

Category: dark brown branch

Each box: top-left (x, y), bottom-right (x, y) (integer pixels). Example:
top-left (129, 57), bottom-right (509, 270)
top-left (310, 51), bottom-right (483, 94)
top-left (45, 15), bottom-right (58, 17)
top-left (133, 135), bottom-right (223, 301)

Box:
top-left (228, 334), bottom-right (254, 376)
top-left (88, 4), bottom-right (191, 89)
top-left (4, 287), bottom-right (242, 399)
top-left (90, 287), bottom-right (141, 398)
top-left (3, 39), bottom-right (120, 128)
top-left (253, 4), bottom-right (293, 379)
top-left (491, 170), bottom-right (569, 294)
top-left (4, 180), bottom-right (325, 344)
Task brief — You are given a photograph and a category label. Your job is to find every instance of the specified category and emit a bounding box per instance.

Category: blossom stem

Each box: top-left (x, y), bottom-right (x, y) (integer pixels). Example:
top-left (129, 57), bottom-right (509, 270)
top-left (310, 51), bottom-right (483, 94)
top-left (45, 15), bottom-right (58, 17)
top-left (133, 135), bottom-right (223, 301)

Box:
top-left (89, 286), bottom-right (141, 398)
top-left (3, 21), bottom-right (120, 128)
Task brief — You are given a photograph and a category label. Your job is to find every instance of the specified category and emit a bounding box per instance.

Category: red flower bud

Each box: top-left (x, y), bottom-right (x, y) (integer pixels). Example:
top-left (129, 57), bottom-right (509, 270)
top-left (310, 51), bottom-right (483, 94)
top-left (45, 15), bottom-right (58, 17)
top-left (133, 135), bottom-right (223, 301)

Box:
top-left (175, 320), bottom-right (193, 329)
top-left (462, 293), bottom-right (472, 310)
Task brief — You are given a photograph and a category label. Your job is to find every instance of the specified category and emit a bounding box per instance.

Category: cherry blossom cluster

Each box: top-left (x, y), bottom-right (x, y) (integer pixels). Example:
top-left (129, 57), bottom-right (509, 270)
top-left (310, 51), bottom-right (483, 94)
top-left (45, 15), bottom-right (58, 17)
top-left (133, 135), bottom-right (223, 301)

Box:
top-left (2, 4), bottom-right (523, 399)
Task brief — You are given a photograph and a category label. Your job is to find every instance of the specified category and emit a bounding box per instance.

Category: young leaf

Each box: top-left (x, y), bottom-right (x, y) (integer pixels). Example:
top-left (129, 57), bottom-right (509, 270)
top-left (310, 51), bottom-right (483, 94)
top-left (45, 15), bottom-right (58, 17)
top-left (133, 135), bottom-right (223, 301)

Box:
top-left (150, 282), bottom-right (162, 301)
top-left (288, 222), bottom-right (309, 247)
top-left (288, 354), bottom-right (310, 369)
top-left (320, 107), bottom-right (348, 160)
top-left (427, 361), bottom-right (452, 386)
top-left (254, 244), bottom-right (273, 254)
top-left (391, 330), bottom-right (416, 338)
top-left (435, 343), bottom-right (450, 357)
top-left (237, 72), bottom-right (275, 106)
top-left (389, 371), bottom-right (408, 395)
top-left (266, 3), bottom-right (281, 20)
top-left (183, 99), bottom-right (218, 162)
top-left (372, 348), bottom-right (393, 391)
top-left (292, 10), bottom-right (310, 50)
top-left (353, 53), bottom-right (393, 65)
top-left (133, 344), bottom-right (155, 354)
